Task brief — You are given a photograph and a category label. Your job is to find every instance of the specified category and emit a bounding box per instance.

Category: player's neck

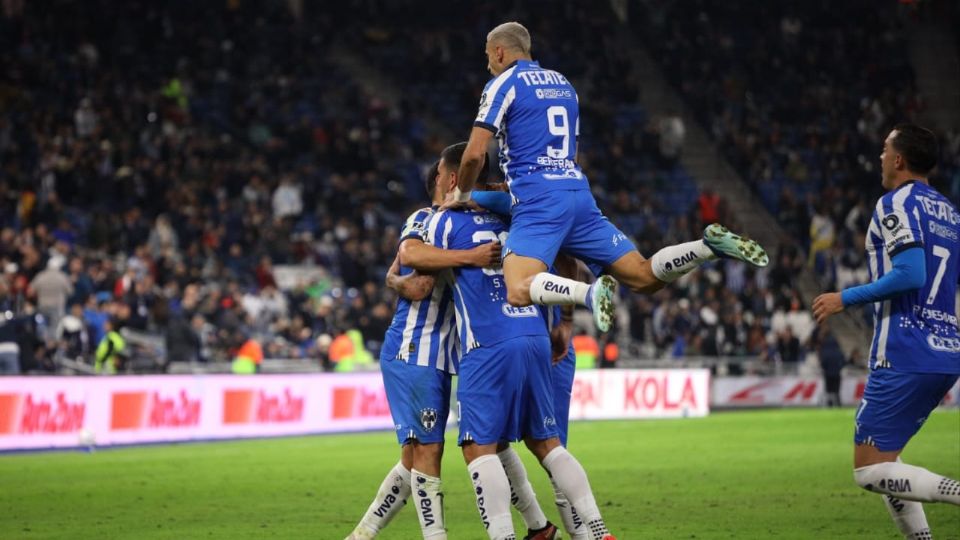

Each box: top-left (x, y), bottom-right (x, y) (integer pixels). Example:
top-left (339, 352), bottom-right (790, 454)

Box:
top-left (889, 175), bottom-right (928, 191)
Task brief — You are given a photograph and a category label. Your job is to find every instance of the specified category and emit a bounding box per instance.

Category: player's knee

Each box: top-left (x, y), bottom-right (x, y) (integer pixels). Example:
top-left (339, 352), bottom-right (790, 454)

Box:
top-left (854, 463), bottom-right (889, 492)
top-left (413, 441), bottom-right (443, 462)
top-left (506, 286), bottom-right (531, 307)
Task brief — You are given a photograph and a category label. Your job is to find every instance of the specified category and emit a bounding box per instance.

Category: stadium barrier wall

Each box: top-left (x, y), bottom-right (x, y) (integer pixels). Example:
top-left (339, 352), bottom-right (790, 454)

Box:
top-left (0, 369), bottom-right (709, 451)
top-left (712, 376), bottom-right (960, 408)
top-left (3, 371), bottom-right (956, 451)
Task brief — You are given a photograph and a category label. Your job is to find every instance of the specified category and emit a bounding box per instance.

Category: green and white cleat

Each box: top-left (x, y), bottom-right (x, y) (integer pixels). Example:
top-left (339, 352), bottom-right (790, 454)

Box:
top-left (703, 223), bottom-right (769, 267)
top-left (587, 275), bottom-right (618, 333)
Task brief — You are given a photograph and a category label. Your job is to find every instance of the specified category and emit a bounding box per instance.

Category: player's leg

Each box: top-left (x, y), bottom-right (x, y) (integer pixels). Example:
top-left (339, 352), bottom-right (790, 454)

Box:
top-left (549, 347), bottom-right (587, 539)
top-left (852, 371), bottom-right (960, 505)
top-left (525, 437), bottom-right (612, 540)
top-left (458, 343), bottom-right (520, 539)
top-left (345, 444), bottom-right (413, 539)
top-left (520, 335), bottom-right (614, 540)
top-left (346, 356), bottom-right (417, 539)
top-left (496, 441), bottom-right (558, 539)
top-left (503, 191), bottom-right (617, 332)
top-left (408, 368), bottom-right (453, 539)
top-left (411, 442), bottom-right (447, 539)
top-left (852, 371), bottom-right (960, 538)
top-left (564, 191), bottom-right (767, 293)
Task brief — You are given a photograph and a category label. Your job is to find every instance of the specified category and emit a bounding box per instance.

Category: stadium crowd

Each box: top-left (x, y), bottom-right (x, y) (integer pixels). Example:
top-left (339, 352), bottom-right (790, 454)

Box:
top-left (638, 0), bottom-right (960, 293)
top-left (0, 0), bottom-right (915, 374)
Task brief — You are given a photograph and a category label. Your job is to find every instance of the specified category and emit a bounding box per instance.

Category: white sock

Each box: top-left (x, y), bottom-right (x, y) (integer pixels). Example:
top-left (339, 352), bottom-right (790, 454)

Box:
top-left (883, 495), bottom-right (931, 539)
top-left (649, 240), bottom-right (715, 282)
top-left (855, 461), bottom-right (960, 504)
top-left (468, 454), bottom-right (516, 540)
top-left (412, 469), bottom-right (447, 539)
top-left (498, 447), bottom-right (548, 531)
top-left (541, 447), bottom-right (609, 539)
top-left (356, 461), bottom-right (411, 536)
top-left (529, 273), bottom-right (591, 307)
top-left (551, 476), bottom-right (588, 539)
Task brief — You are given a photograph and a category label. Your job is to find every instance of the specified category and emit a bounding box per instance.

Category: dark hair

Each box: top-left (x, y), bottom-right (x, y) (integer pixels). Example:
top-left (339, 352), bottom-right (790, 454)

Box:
top-left (423, 160), bottom-right (440, 199)
top-left (440, 142), bottom-right (491, 184)
top-left (891, 123), bottom-right (938, 175)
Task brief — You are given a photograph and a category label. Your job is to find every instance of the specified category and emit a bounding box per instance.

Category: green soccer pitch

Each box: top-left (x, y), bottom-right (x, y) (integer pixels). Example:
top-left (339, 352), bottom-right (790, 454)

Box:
top-left (1, 408), bottom-right (957, 539)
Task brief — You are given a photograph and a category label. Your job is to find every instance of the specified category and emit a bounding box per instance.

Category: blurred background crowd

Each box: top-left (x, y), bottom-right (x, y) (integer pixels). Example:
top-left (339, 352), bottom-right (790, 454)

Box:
top-left (0, 0), bottom-right (955, 375)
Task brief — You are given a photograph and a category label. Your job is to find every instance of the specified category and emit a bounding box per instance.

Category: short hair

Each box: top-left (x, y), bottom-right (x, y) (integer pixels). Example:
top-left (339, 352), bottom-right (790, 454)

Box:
top-left (891, 123), bottom-right (938, 175)
top-left (440, 142), bottom-right (490, 184)
top-left (423, 160), bottom-right (440, 199)
top-left (487, 22), bottom-right (531, 55)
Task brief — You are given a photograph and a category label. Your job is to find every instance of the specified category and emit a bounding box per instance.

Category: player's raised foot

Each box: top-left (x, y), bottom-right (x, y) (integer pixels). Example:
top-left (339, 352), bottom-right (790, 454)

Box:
top-left (524, 521), bottom-right (561, 540)
top-left (703, 223), bottom-right (769, 268)
top-left (586, 275), bottom-right (617, 333)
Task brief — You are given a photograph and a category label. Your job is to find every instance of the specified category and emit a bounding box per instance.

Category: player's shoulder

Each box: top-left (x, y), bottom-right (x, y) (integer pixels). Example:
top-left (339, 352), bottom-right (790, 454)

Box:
top-left (400, 206), bottom-right (435, 239)
top-left (404, 206), bottom-right (434, 223)
top-left (482, 64), bottom-right (521, 92)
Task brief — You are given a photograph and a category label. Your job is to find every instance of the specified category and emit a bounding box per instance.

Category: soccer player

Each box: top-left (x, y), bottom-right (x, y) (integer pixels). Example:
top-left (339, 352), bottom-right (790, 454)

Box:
top-left (813, 124), bottom-right (960, 539)
top-left (449, 21), bottom-right (768, 333)
top-left (345, 161), bottom-right (500, 540)
top-left (427, 143), bottom-right (615, 540)
top-left (470, 186), bottom-right (591, 539)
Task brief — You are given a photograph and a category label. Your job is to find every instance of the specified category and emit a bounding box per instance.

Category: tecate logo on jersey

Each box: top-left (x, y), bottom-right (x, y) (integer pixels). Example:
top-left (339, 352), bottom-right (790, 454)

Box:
top-left (0, 392), bottom-right (85, 435)
top-left (916, 195), bottom-right (960, 225)
top-left (111, 390), bottom-right (201, 430)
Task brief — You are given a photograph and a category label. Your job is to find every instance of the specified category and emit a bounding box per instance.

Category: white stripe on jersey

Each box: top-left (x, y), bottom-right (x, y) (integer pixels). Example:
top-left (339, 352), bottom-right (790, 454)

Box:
top-left (441, 215), bottom-right (453, 249)
top-left (874, 204), bottom-right (893, 364)
top-left (477, 66), bottom-right (517, 124)
top-left (866, 219), bottom-right (881, 362)
top-left (891, 183), bottom-right (916, 244)
top-left (912, 207), bottom-right (925, 243)
top-left (443, 306), bottom-right (458, 374)
top-left (415, 285), bottom-right (443, 367)
top-left (398, 299), bottom-right (422, 360)
top-left (492, 86), bottom-right (516, 131)
top-left (453, 280), bottom-right (477, 352)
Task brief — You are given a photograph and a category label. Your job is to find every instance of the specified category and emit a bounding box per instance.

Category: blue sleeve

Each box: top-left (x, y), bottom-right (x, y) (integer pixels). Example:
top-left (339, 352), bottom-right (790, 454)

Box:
top-left (841, 247), bottom-right (926, 306)
top-left (471, 191), bottom-right (512, 215)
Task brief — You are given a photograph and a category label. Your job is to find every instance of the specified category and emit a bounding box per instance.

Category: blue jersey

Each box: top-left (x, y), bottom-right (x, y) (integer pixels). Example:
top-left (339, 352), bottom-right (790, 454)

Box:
top-left (425, 209), bottom-right (547, 355)
top-left (864, 181), bottom-right (960, 374)
top-left (474, 59), bottom-right (589, 202)
top-left (382, 207), bottom-right (460, 374)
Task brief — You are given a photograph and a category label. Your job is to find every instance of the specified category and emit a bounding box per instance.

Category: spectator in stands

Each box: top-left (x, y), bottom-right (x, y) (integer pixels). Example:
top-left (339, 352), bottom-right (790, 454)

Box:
top-left (56, 303), bottom-right (90, 363)
top-left (776, 325), bottom-right (802, 369)
top-left (817, 326), bottom-right (847, 408)
top-left (94, 318), bottom-right (126, 374)
top-left (165, 314), bottom-right (202, 366)
top-left (29, 259), bottom-right (73, 331)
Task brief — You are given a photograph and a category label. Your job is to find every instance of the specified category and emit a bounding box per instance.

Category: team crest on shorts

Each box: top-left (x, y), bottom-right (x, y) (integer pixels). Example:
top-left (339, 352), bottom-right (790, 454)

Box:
top-left (420, 408), bottom-right (438, 432)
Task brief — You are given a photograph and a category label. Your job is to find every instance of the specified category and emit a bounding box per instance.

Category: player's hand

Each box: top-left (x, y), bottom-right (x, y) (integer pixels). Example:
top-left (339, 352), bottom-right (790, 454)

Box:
top-left (812, 292), bottom-right (844, 325)
top-left (550, 321), bottom-right (573, 364)
top-left (439, 199), bottom-right (481, 212)
top-left (468, 241), bottom-right (501, 267)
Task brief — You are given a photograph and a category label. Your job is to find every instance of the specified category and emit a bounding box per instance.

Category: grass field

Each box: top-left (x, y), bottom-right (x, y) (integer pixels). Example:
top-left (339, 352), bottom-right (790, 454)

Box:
top-left (1, 408), bottom-right (957, 539)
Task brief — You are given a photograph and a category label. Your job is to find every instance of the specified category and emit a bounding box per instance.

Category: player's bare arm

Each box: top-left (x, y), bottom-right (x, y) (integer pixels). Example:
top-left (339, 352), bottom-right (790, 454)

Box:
top-left (451, 126), bottom-right (494, 203)
top-left (399, 237), bottom-right (500, 272)
top-left (385, 255), bottom-right (435, 302)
